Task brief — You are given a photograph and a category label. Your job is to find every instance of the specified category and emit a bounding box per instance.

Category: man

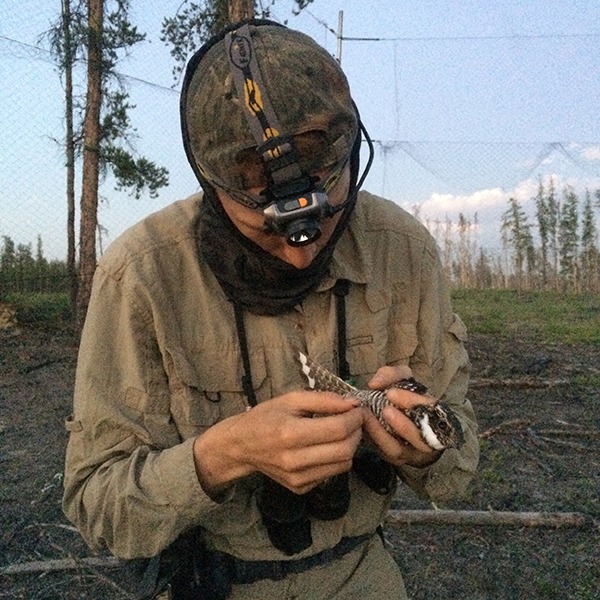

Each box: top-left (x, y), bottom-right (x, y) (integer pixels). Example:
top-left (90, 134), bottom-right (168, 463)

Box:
top-left (63, 19), bottom-right (478, 599)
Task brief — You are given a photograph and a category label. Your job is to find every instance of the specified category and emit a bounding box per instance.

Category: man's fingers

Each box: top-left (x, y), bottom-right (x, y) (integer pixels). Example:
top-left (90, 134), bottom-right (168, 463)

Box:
top-left (273, 405), bottom-right (363, 448)
top-left (266, 428), bottom-right (363, 493)
top-left (385, 386), bottom-right (436, 410)
top-left (283, 390), bottom-right (360, 415)
top-left (272, 425), bottom-right (362, 471)
top-left (368, 364), bottom-right (413, 390)
top-left (362, 408), bottom-right (439, 464)
top-left (361, 408), bottom-right (397, 448)
top-left (362, 404), bottom-right (433, 455)
top-left (382, 406), bottom-right (433, 454)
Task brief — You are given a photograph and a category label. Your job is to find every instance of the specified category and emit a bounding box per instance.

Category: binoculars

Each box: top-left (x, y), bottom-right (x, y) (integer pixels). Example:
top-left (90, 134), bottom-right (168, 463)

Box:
top-left (257, 447), bottom-right (395, 555)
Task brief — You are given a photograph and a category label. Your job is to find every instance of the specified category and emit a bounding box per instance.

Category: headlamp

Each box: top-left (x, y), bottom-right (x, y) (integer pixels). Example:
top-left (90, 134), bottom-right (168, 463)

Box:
top-left (263, 189), bottom-right (331, 246)
top-left (259, 120), bottom-right (374, 248)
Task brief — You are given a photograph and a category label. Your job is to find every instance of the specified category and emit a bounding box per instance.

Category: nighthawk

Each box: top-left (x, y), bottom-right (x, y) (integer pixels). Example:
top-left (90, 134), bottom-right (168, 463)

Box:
top-left (298, 352), bottom-right (465, 450)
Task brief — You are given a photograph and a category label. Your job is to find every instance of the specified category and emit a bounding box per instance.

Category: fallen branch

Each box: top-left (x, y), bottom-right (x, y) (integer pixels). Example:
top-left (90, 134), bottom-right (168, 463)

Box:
top-left (469, 377), bottom-right (569, 389)
top-left (20, 357), bottom-right (68, 374)
top-left (479, 419), bottom-right (600, 444)
top-left (385, 509), bottom-right (588, 528)
top-left (0, 556), bottom-right (123, 576)
top-left (537, 428), bottom-right (600, 439)
top-left (478, 419), bottom-right (531, 439)
top-left (534, 435), bottom-right (590, 451)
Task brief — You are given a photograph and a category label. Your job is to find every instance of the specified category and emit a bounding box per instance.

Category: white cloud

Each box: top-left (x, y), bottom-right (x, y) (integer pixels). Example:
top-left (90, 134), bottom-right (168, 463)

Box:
top-left (513, 178), bottom-right (539, 201)
top-left (580, 146), bottom-right (600, 161)
top-left (403, 187), bottom-right (510, 250)
top-left (408, 174), bottom-right (600, 251)
top-left (415, 187), bottom-right (507, 214)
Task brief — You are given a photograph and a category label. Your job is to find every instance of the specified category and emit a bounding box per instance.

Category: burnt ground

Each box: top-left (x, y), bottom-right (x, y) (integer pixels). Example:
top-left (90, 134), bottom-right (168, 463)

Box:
top-left (0, 327), bottom-right (598, 599)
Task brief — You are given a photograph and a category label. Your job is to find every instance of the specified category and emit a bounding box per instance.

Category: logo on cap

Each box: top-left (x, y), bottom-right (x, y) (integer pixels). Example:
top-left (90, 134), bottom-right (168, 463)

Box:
top-left (229, 34), bottom-right (252, 69)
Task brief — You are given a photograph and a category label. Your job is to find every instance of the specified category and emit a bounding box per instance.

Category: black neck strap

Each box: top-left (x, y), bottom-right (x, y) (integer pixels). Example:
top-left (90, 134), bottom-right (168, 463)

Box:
top-left (332, 279), bottom-right (351, 381)
top-left (234, 304), bottom-right (258, 407)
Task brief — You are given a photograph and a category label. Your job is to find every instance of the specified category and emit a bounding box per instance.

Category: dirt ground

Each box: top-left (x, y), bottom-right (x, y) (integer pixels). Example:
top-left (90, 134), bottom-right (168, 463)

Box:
top-left (1, 327), bottom-right (599, 599)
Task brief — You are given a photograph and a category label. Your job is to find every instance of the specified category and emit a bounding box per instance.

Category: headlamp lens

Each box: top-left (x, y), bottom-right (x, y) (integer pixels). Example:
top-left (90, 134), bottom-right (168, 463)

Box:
top-left (286, 219), bottom-right (322, 246)
top-left (263, 190), bottom-right (330, 246)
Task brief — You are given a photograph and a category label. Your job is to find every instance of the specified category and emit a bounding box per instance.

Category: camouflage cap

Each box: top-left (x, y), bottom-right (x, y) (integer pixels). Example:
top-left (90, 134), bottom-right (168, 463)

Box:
top-left (182, 22), bottom-right (358, 196)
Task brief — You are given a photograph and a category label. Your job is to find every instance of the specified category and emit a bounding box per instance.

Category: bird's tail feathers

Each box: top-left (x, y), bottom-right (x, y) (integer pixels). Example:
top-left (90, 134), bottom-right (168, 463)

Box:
top-left (298, 352), bottom-right (357, 395)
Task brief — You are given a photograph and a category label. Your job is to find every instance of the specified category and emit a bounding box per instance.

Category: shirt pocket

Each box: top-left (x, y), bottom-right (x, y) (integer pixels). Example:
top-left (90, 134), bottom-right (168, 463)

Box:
top-left (345, 287), bottom-right (393, 383)
top-left (346, 285), bottom-right (422, 386)
top-left (164, 345), bottom-right (269, 437)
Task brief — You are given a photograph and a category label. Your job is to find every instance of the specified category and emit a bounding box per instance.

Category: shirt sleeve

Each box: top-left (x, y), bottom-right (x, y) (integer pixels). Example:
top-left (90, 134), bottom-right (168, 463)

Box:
top-left (62, 263), bottom-right (230, 559)
top-left (395, 241), bottom-right (480, 502)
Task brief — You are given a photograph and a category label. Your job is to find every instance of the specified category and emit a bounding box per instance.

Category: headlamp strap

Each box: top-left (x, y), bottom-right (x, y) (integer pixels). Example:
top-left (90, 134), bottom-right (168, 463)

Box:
top-left (226, 24), bottom-right (304, 188)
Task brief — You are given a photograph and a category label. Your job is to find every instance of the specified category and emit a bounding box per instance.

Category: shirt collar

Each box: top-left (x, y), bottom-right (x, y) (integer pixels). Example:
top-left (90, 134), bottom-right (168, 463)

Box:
top-left (317, 207), bottom-right (371, 291)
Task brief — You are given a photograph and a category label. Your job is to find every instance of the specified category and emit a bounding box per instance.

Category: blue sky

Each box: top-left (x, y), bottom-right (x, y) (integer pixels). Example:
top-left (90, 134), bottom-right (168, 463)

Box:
top-left (1, 0), bottom-right (599, 259)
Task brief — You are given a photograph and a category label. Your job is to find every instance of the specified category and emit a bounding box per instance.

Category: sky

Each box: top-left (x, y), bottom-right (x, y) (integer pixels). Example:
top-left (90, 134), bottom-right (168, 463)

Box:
top-left (1, 0), bottom-right (599, 259)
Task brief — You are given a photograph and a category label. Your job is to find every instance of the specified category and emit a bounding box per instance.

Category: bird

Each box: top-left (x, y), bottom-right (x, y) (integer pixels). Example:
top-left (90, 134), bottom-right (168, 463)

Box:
top-left (298, 352), bottom-right (465, 450)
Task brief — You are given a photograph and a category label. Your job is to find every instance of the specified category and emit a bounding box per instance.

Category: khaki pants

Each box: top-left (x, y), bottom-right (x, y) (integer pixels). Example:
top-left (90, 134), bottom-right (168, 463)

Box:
top-left (156, 534), bottom-right (407, 600)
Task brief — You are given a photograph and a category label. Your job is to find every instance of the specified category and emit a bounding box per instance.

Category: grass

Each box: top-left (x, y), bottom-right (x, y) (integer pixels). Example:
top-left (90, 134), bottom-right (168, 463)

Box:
top-left (4, 292), bottom-right (72, 328)
top-left (5, 288), bottom-right (600, 344)
top-left (451, 288), bottom-right (600, 344)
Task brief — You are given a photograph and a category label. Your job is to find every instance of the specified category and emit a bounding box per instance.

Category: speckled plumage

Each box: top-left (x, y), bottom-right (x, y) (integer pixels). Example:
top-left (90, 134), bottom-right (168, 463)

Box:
top-left (298, 352), bottom-right (465, 450)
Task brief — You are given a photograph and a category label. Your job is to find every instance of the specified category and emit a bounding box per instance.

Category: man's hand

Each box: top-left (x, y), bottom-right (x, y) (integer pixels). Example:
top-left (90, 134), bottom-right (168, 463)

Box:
top-left (363, 365), bottom-right (442, 468)
top-left (193, 391), bottom-right (364, 498)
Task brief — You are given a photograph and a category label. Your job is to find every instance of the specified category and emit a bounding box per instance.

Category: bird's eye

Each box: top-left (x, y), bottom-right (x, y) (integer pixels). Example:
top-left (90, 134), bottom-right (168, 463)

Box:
top-left (438, 421), bottom-right (450, 431)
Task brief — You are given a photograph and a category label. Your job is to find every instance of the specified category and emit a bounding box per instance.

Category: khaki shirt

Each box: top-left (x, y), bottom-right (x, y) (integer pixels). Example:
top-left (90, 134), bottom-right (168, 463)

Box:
top-left (63, 191), bottom-right (478, 560)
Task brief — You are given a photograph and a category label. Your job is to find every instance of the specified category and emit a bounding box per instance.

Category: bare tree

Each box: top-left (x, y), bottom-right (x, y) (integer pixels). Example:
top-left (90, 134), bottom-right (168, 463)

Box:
top-left (534, 177), bottom-right (550, 288)
top-left (501, 197), bottom-right (535, 292)
top-left (62, 0), bottom-right (78, 310)
top-left (439, 216), bottom-right (454, 284)
top-left (48, 0), bottom-right (170, 329)
top-left (77, 0), bottom-right (103, 327)
top-left (161, 0), bottom-right (315, 82)
top-left (546, 177), bottom-right (560, 290)
top-left (558, 186), bottom-right (579, 291)
top-left (46, 0), bottom-right (85, 311)
top-left (229, 0), bottom-right (254, 23)
top-left (455, 213), bottom-right (478, 288)
top-left (474, 248), bottom-right (493, 289)
top-left (580, 190), bottom-right (599, 292)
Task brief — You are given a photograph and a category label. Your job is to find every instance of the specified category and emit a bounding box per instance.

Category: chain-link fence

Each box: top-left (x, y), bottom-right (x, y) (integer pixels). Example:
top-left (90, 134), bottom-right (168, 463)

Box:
top-left (2, 1), bottom-right (600, 306)
top-left (1, 4), bottom-right (599, 599)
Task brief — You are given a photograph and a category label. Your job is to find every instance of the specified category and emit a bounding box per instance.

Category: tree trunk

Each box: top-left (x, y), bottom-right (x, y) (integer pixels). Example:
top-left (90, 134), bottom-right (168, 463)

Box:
top-left (228, 0), bottom-right (254, 23)
top-left (76, 0), bottom-right (103, 330)
top-left (61, 0), bottom-right (77, 314)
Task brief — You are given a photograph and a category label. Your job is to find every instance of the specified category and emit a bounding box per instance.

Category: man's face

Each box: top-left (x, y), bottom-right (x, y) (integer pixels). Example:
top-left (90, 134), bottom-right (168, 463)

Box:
top-left (216, 165), bottom-right (351, 269)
